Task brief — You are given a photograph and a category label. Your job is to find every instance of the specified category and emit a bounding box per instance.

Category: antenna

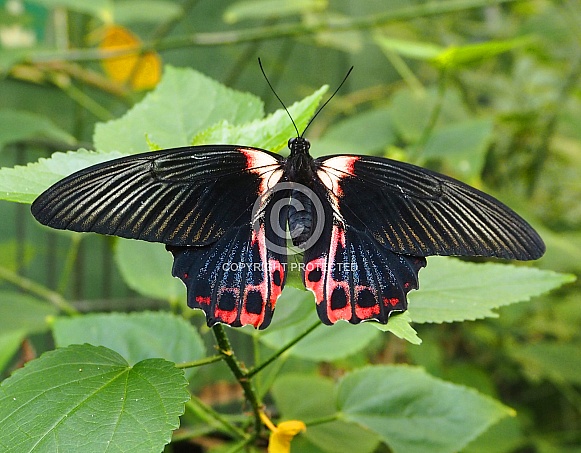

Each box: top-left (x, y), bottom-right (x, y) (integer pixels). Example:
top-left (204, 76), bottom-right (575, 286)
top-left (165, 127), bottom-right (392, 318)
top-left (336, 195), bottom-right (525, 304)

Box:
top-left (258, 58), bottom-right (354, 138)
top-left (258, 58), bottom-right (300, 137)
top-left (301, 65), bottom-right (353, 138)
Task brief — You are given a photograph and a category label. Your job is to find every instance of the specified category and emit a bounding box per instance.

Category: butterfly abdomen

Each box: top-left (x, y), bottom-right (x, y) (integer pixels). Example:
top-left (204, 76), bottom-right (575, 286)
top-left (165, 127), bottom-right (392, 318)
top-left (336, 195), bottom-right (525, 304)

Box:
top-left (287, 188), bottom-right (314, 247)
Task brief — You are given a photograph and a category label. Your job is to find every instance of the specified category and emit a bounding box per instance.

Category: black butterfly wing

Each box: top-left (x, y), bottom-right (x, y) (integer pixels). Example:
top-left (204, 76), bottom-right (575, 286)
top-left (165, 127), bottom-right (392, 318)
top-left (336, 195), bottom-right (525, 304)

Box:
top-left (31, 146), bottom-right (285, 247)
top-left (168, 185), bottom-right (289, 329)
top-left (315, 155), bottom-right (545, 260)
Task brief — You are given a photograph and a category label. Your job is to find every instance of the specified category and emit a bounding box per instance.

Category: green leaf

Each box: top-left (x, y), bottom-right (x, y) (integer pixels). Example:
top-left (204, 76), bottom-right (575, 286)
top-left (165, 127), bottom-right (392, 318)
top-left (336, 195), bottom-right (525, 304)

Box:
top-left (463, 416), bottom-right (524, 453)
top-left (507, 342), bottom-right (581, 385)
top-left (0, 291), bottom-right (57, 335)
top-left (0, 344), bottom-right (189, 452)
top-left (0, 330), bottom-right (26, 373)
top-left (372, 311), bottom-right (422, 345)
top-left (223, 0), bottom-right (326, 23)
top-left (317, 105), bottom-right (397, 157)
top-left (389, 87), bottom-right (468, 143)
top-left (193, 85), bottom-right (328, 152)
top-left (432, 37), bottom-right (531, 69)
top-left (374, 35), bottom-right (443, 61)
top-left (374, 36), bottom-right (530, 69)
top-left (0, 292), bottom-right (55, 372)
top-left (0, 149), bottom-right (125, 203)
top-left (272, 374), bottom-right (380, 453)
top-left (422, 118), bottom-right (494, 180)
top-left (337, 365), bottom-right (513, 453)
top-left (113, 0), bottom-right (182, 24)
top-left (52, 312), bottom-right (205, 369)
top-left (408, 257), bottom-right (575, 324)
top-left (27, 0), bottom-right (113, 21)
top-left (115, 239), bottom-right (185, 301)
top-left (0, 48), bottom-right (29, 74)
top-left (0, 109), bottom-right (75, 150)
top-left (94, 66), bottom-right (264, 153)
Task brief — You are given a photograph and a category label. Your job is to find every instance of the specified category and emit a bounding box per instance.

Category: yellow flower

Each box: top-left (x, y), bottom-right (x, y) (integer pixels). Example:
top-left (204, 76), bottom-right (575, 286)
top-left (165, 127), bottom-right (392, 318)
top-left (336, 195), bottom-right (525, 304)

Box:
top-left (98, 25), bottom-right (161, 90)
top-left (260, 412), bottom-right (306, 453)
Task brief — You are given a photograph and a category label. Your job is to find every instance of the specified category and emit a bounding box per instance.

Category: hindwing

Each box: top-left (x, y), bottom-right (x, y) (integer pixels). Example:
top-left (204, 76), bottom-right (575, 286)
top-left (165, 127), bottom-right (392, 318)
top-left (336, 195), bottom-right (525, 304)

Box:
top-left (300, 178), bottom-right (425, 325)
top-left (167, 186), bottom-right (289, 329)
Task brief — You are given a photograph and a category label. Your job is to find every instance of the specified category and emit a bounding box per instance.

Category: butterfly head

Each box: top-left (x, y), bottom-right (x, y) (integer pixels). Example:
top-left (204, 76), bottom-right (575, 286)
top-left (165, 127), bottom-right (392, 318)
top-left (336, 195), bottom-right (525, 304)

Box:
top-left (288, 136), bottom-right (311, 156)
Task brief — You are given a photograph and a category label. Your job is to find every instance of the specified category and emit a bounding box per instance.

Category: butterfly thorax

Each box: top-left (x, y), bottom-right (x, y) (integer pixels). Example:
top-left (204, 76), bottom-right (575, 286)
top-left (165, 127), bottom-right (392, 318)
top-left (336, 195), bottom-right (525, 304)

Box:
top-left (285, 137), bottom-right (316, 184)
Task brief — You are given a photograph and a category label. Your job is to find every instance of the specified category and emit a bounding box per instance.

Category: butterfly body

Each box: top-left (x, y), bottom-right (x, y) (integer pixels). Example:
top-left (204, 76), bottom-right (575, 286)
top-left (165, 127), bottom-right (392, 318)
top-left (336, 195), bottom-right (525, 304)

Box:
top-left (32, 135), bottom-right (545, 329)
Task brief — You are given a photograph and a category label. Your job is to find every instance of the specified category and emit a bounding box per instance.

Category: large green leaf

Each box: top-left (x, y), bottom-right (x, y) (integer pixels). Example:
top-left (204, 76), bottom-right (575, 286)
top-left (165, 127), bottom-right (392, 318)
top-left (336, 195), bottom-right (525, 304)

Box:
top-left (52, 312), bottom-right (205, 369)
top-left (408, 257), bottom-right (574, 324)
top-left (0, 149), bottom-right (125, 203)
top-left (337, 365), bottom-right (513, 453)
top-left (93, 66), bottom-right (264, 153)
top-left (115, 239), bottom-right (185, 301)
top-left (271, 374), bottom-right (379, 453)
top-left (192, 85), bottom-right (327, 152)
top-left (0, 344), bottom-right (189, 452)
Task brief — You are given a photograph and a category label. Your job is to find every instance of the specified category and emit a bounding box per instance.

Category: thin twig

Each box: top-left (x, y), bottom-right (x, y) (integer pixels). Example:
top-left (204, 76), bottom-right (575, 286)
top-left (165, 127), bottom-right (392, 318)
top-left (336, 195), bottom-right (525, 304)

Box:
top-left (176, 354), bottom-right (224, 369)
top-left (0, 266), bottom-right (79, 316)
top-left (186, 396), bottom-right (250, 440)
top-left (246, 320), bottom-right (321, 379)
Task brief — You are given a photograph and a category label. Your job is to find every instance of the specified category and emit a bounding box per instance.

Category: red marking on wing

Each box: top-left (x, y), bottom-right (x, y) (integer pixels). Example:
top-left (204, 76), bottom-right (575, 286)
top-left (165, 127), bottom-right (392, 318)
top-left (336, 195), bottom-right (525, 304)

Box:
top-left (354, 304), bottom-right (381, 320)
top-left (384, 297), bottom-right (400, 307)
top-left (317, 156), bottom-right (359, 199)
top-left (305, 224), bottom-right (355, 324)
top-left (215, 307), bottom-right (238, 325)
top-left (239, 148), bottom-right (284, 194)
top-left (195, 296), bottom-right (210, 305)
top-left (214, 289), bottom-right (239, 325)
top-left (238, 224), bottom-right (285, 328)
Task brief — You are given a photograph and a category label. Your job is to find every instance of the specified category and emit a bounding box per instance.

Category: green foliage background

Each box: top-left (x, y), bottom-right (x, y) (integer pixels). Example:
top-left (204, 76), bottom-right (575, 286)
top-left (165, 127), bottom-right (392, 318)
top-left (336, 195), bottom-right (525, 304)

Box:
top-left (0, 0), bottom-right (580, 452)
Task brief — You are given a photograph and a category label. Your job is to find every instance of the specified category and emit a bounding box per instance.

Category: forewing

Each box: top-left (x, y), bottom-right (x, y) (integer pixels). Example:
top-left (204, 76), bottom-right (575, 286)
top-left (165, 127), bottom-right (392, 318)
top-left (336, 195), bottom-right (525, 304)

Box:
top-left (315, 155), bottom-right (545, 260)
top-left (167, 187), bottom-right (288, 329)
top-left (31, 146), bottom-right (284, 246)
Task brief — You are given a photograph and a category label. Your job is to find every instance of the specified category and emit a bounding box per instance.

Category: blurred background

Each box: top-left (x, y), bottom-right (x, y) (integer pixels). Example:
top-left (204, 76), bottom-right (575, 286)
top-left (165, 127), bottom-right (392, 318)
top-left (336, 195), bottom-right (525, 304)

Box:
top-left (0, 0), bottom-right (580, 451)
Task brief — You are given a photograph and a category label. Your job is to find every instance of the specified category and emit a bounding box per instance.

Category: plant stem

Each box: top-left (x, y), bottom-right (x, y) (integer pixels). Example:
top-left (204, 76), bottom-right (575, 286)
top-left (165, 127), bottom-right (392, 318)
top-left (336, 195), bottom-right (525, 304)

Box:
top-left (246, 320), bottom-right (321, 379)
top-left (212, 324), bottom-right (263, 435)
top-left (186, 396), bottom-right (249, 440)
top-left (0, 266), bottom-right (79, 315)
top-left (305, 413), bottom-right (341, 427)
top-left (29, 0), bottom-right (521, 63)
top-left (176, 354), bottom-right (224, 369)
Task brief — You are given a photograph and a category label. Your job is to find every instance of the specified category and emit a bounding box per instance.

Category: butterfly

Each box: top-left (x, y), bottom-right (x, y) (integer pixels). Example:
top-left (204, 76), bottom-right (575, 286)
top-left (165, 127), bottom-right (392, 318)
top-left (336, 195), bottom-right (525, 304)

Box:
top-left (31, 66), bottom-right (545, 330)
top-left (31, 134), bottom-right (545, 329)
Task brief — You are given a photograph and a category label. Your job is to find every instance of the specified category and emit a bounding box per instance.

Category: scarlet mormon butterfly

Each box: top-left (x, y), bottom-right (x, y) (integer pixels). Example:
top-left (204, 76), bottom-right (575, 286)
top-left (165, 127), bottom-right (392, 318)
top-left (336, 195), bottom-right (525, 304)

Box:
top-left (31, 62), bottom-right (545, 330)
